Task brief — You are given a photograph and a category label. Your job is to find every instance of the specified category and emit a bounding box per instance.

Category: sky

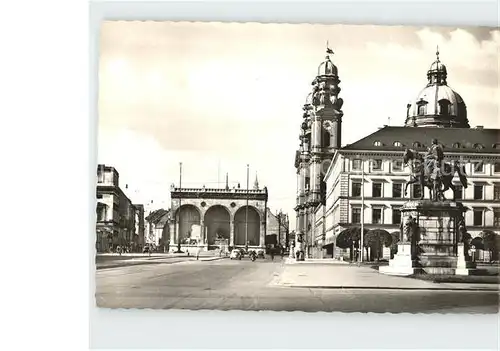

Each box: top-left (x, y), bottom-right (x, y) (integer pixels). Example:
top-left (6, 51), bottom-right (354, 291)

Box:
top-left (97, 22), bottom-right (499, 229)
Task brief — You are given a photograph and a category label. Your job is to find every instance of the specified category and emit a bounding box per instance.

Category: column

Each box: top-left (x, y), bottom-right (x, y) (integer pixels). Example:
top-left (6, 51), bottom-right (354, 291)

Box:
top-left (169, 222), bottom-right (176, 245)
top-left (260, 220), bottom-right (266, 248)
top-left (200, 219), bottom-right (205, 245)
top-left (229, 217), bottom-right (235, 246)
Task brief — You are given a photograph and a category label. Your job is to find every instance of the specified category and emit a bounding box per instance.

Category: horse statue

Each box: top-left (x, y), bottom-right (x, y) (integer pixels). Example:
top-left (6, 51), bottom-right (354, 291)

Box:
top-left (402, 147), bottom-right (468, 201)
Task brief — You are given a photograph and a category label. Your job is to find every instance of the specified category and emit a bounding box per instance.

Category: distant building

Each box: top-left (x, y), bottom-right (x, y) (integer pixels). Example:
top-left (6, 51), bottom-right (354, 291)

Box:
top-left (134, 204), bottom-right (145, 249)
top-left (169, 175), bottom-right (268, 251)
top-left (95, 164), bottom-right (142, 253)
top-left (145, 208), bottom-right (170, 250)
top-left (266, 208), bottom-right (289, 248)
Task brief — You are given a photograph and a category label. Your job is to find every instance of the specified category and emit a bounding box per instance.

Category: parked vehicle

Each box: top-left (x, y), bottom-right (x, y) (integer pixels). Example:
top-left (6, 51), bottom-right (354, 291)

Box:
top-left (257, 249), bottom-right (265, 259)
top-left (230, 249), bottom-right (242, 260)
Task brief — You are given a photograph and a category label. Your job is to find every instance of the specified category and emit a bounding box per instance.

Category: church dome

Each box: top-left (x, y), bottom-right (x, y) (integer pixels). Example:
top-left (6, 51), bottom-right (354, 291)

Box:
top-left (405, 48), bottom-right (470, 128)
top-left (317, 54), bottom-right (338, 76)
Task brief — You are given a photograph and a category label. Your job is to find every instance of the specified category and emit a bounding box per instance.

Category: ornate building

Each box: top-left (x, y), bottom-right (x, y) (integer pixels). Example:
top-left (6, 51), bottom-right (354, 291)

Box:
top-left (294, 48), bottom-right (344, 258)
top-left (170, 177), bottom-right (268, 251)
top-left (316, 50), bottom-right (500, 261)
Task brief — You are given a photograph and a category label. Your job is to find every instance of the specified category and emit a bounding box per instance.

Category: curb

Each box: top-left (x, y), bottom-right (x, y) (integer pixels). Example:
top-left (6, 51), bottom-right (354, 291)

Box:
top-left (96, 259), bottom-right (193, 270)
top-left (274, 285), bottom-right (498, 292)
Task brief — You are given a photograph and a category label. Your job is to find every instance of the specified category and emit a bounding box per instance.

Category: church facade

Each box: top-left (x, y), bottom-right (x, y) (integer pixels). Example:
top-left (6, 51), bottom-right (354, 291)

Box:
top-left (296, 49), bottom-right (500, 260)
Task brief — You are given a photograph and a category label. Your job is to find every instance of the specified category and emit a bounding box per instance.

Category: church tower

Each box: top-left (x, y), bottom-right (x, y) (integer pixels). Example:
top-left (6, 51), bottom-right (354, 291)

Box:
top-left (294, 46), bottom-right (344, 259)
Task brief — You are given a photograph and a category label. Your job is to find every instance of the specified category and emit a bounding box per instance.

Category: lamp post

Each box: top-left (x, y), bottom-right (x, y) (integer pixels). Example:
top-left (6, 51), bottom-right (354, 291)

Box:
top-left (177, 162), bottom-right (182, 253)
top-left (245, 164), bottom-right (249, 249)
top-left (360, 159), bottom-right (365, 263)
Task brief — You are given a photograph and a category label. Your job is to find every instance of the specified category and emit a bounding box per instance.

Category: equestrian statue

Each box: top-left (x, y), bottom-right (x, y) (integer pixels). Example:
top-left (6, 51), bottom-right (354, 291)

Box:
top-left (402, 138), bottom-right (468, 201)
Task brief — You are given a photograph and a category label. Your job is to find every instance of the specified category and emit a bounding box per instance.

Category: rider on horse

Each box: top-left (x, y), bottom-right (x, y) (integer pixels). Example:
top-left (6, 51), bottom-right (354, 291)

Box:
top-left (425, 139), bottom-right (444, 182)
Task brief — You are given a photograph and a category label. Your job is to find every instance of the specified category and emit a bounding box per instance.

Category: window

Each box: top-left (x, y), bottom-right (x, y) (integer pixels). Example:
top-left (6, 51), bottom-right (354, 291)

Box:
top-left (438, 99), bottom-right (450, 115)
top-left (97, 194), bottom-right (103, 199)
top-left (473, 161), bottom-right (484, 173)
top-left (353, 159), bottom-right (362, 170)
top-left (474, 185), bottom-right (483, 200)
top-left (97, 205), bottom-right (107, 222)
top-left (392, 183), bottom-right (402, 198)
top-left (494, 211), bottom-right (500, 228)
top-left (412, 184), bottom-right (422, 199)
top-left (372, 208), bottom-right (382, 224)
top-left (418, 104), bottom-right (426, 116)
top-left (393, 141), bottom-right (402, 147)
top-left (454, 185), bottom-right (463, 200)
top-left (352, 208), bottom-right (361, 224)
top-left (352, 182), bottom-right (361, 197)
top-left (494, 163), bottom-right (500, 173)
top-left (392, 160), bottom-right (403, 171)
top-left (474, 144), bottom-right (484, 150)
top-left (372, 183), bottom-right (382, 198)
top-left (453, 142), bottom-right (461, 148)
top-left (374, 141), bottom-right (382, 147)
top-left (372, 159), bottom-right (383, 171)
top-left (392, 208), bottom-right (401, 224)
top-left (473, 210), bottom-right (483, 226)
top-left (413, 141), bottom-right (422, 148)
top-left (494, 185), bottom-right (500, 201)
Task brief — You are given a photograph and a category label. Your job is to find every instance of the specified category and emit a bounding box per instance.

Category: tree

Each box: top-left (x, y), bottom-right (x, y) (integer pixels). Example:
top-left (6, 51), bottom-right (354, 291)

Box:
top-left (481, 230), bottom-right (499, 262)
top-left (336, 227), bottom-right (369, 261)
top-left (364, 229), bottom-right (392, 261)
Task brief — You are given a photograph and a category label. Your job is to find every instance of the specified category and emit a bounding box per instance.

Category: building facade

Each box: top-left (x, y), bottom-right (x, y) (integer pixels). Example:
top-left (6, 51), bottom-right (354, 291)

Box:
top-left (170, 180), bottom-right (268, 251)
top-left (145, 208), bottom-right (170, 250)
top-left (316, 51), bottom-right (500, 261)
top-left (265, 209), bottom-right (290, 248)
top-left (95, 164), bottom-right (143, 253)
top-left (294, 48), bottom-right (344, 258)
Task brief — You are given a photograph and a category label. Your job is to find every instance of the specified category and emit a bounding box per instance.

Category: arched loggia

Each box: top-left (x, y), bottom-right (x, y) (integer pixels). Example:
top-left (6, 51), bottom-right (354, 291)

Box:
top-left (176, 205), bottom-right (201, 243)
top-left (234, 206), bottom-right (260, 246)
top-left (204, 205), bottom-right (231, 246)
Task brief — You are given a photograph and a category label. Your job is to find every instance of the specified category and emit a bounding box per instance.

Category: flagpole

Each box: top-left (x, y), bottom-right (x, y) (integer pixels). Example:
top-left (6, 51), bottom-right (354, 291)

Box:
top-left (245, 164), bottom-right (249, 248)
top-left (360, 159), bottom-right (365, 263)
top-left (178, 162), bottom-right (182, 251)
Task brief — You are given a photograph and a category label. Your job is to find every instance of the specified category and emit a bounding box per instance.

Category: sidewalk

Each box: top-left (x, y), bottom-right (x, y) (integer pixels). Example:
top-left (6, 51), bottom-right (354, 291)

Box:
top-left (284, 257), bottom-right (350, 265)
top-left (272, 264), bottom-right (498, 291)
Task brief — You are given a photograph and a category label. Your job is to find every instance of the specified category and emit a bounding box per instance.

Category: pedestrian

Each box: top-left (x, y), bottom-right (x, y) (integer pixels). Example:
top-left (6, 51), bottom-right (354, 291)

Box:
top-left (270, 249), bottom-right (275, 261)
top-left (281, 248), bottom-right (284, 260)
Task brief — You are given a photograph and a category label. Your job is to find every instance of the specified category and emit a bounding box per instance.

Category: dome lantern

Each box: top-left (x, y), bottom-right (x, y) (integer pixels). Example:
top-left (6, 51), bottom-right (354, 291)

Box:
top-left (426, 46), bottom-right (448, 86)
top-left (405, 48), bottom-right (470, 129)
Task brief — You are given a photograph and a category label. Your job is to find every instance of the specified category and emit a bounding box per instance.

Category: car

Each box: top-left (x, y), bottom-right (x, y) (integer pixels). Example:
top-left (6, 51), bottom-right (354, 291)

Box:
top-left (257, 249), bottom-right (265, 259)
top-left (230, 249), bottom-right (242, 260)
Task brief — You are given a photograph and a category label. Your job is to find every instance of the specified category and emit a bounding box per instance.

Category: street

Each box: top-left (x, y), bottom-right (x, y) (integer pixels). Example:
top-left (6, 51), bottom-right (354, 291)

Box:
top-left (95, 257), bottom-right (499, 313)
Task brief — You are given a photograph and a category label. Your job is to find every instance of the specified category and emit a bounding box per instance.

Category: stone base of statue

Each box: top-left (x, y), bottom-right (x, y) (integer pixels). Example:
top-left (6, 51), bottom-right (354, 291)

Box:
top-left (380, 200), bottom-right (476, 276)
top-left (379, 243), bottom-right (419, 276)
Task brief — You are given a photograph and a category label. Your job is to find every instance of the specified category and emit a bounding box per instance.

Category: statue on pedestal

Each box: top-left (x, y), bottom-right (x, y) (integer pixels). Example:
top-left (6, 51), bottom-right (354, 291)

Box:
top-left (403, 139), bottom-right (468, 202)
top-left (401, 215), bottom-right (418, 243)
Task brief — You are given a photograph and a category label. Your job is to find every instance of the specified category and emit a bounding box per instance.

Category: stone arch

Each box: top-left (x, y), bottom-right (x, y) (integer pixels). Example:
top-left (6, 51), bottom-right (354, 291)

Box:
top-left (234, 206), bottom-right (261, 246)
top-left (175, 204), bottom-right (202, 243)
top-left (204, 205), bottom-right (231, 246)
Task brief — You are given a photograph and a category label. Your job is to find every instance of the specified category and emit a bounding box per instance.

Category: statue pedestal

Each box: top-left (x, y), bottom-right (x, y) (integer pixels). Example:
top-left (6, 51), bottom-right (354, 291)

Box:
top-left (380, 200), bottom-right (476, 276)
top-left (379, 243), bottom-right (418, 276)
top-left (455, 243), bottom-right (477, 275)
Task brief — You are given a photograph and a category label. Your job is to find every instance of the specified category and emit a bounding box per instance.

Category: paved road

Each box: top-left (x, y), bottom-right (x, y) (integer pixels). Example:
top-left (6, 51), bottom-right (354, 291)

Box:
top-left (95, 258), bottom-right (499, 313)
